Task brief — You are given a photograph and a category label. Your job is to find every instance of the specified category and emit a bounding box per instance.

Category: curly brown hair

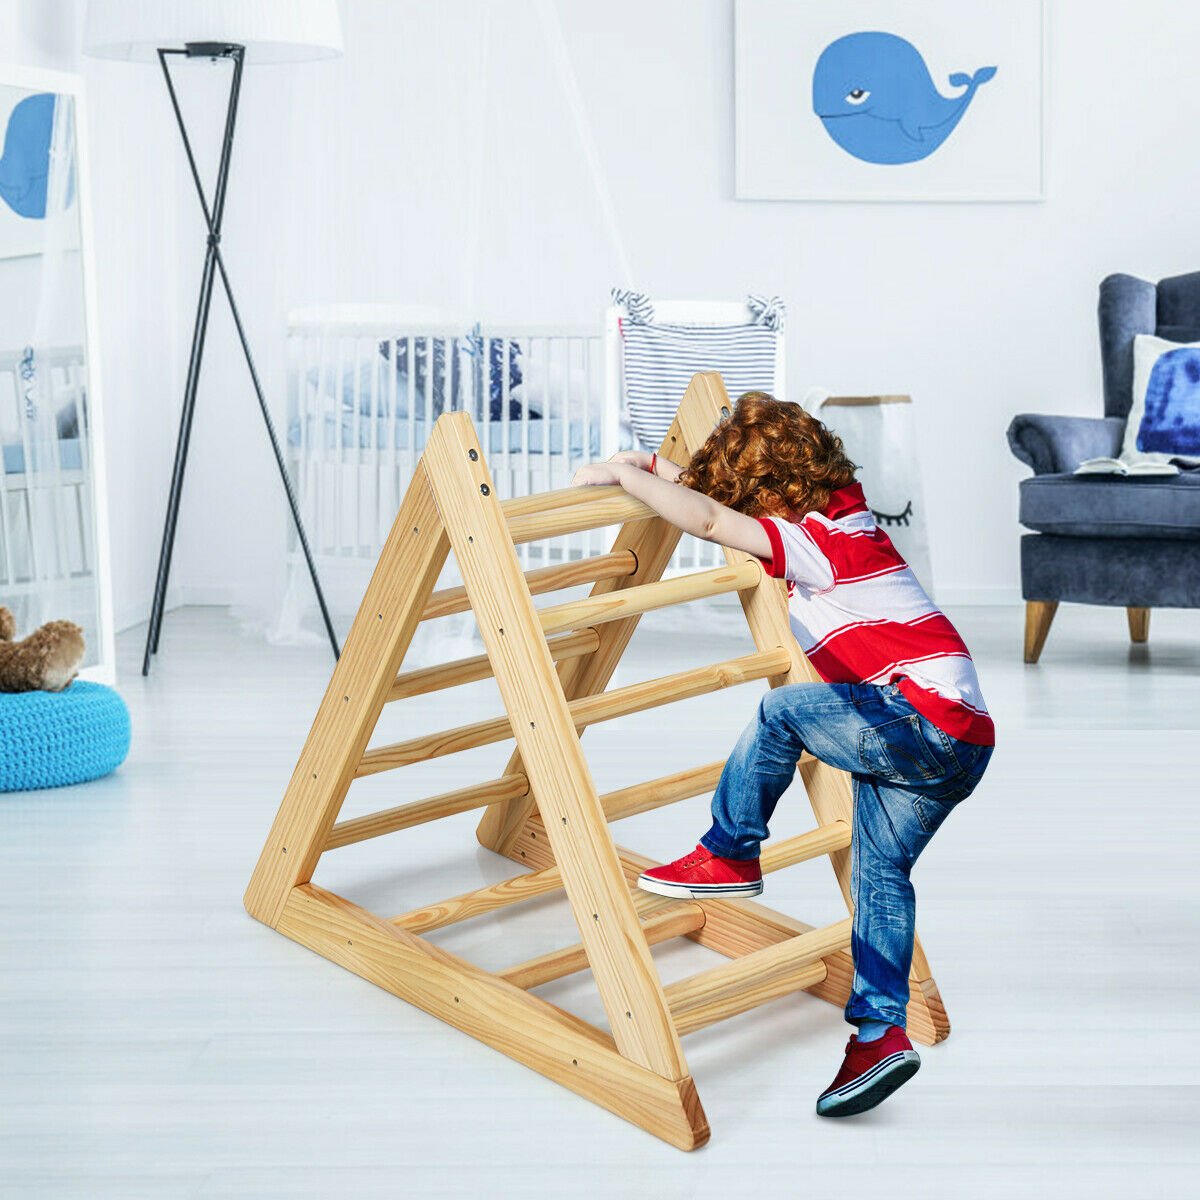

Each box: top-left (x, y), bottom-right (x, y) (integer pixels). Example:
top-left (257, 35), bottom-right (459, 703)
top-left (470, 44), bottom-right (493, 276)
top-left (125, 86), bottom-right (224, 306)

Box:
top-left (677, 391), bottom-right (857, 518)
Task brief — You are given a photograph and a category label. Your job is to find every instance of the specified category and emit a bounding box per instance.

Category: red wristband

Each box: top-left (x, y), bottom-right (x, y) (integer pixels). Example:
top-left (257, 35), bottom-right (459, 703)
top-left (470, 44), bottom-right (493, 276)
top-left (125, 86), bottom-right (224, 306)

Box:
top-left (648, 453), bottom-right (657, 476)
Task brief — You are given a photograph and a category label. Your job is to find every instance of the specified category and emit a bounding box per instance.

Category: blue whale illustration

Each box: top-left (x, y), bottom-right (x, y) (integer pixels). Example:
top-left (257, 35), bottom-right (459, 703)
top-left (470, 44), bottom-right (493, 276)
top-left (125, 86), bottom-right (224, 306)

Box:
top-left (813, 32), bottom-right (996, 165)
top-left (1137, 347), bottom-right (1200, 456)
top-left (0, 93), bottom-right (56, 219)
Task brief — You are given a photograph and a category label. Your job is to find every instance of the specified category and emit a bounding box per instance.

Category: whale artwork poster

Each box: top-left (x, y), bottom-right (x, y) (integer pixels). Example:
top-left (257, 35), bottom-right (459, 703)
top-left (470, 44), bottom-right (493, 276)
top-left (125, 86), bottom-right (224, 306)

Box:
top-left (736, 0), bottom-right (1044, 201)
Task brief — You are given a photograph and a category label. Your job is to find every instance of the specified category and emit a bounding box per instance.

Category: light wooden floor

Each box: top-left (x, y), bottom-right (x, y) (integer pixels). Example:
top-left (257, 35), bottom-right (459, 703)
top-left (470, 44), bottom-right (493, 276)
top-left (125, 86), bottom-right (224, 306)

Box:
top-left (2, 602), bottom-right (1197, 1198)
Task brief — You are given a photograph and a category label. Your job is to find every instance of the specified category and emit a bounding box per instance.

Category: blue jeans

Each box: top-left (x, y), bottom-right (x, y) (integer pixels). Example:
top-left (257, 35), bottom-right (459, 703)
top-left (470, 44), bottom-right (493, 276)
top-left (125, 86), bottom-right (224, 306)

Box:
top-left (699, 682), bottom-right (992, 1030)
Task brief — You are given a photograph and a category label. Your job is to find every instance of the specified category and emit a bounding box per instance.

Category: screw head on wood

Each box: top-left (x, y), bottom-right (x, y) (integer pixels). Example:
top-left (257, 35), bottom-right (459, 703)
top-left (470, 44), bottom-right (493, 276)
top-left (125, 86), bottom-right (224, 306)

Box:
top-left (468, 449), bottom-right (478, 461)
top-left (480, 483), bottom-right (490, 496)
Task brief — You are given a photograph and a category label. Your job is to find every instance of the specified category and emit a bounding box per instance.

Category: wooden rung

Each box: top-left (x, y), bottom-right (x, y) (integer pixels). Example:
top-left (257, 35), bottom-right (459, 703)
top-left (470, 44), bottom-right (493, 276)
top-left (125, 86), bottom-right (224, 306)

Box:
top-left (507, 492), bottom-right (655, 545)
top-left (538, 561), bottom-right (762, 637)
top-left (357, 647), bottom-right (789, 778)
top-left (501, 484), bottom-right (633, 520)
top-left (388, 629), bottom-right (599, 702)
top-left (760, 821), bottom-right (852, 875)
top-left (422, 551), bottom-right (638, 621)
top-left (664, 918), bottom-right (852, 1036)
top-left (498, 902), bottom-right (707, 990)
top-left (601, 761), bottom-right (726, 822)
top-left (393, 863), bottom-right (564, 934)
top-left (325, 774), bottom-right (530, 850)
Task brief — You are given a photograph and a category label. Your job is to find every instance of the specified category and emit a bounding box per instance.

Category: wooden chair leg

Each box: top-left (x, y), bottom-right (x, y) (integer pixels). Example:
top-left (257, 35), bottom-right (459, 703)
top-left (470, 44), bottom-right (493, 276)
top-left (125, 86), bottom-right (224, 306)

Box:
top-left (1023, 600), bottom-right (1058, 663)
top-left (1127, 606), bottom-right (1150, 644)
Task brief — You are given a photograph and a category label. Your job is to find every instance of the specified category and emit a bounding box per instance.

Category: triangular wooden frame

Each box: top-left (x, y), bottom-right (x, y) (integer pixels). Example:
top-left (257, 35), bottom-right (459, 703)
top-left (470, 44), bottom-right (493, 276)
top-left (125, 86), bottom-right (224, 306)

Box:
top-left (245, 373), bottom-right (949, 1150)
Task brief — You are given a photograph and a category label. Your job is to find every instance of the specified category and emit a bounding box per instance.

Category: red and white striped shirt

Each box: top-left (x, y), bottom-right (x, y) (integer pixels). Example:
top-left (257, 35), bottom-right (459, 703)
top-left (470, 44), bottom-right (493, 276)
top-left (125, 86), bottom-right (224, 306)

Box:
top-left (756, 482), bottom-right (994, 746)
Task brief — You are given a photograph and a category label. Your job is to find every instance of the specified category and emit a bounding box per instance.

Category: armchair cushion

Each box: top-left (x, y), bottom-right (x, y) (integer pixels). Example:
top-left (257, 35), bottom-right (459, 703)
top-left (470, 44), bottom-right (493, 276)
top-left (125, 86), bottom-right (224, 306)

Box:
top-left (1019, 472), bottom-right (1200, 539)
top-left (1007, 414), bottom-right (1124, 475)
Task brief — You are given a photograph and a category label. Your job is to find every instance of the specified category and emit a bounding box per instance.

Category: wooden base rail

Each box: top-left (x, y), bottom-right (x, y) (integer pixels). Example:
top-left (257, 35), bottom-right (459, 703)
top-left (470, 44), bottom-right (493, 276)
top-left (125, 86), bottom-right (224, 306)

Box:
top-left (388, 628), bottom-right (600, 702)
top-left (325, 775), bottom-right (531, 850)
top-left (500, 902), bottom-right (707, 990)
top-left (356, 647), bottom-right (790, 778)
top-left (538, 560), bottom-right (762, 637)
top-left (665, 918), bottom-right (853, 1036)
top-left (422, 551), bottom-right (638, 621)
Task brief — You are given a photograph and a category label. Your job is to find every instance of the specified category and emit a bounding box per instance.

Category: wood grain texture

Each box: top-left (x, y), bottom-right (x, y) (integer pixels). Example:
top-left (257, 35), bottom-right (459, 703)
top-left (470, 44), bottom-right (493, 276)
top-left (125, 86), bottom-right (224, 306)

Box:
top-left (600, 761), bottom-right (726, 822)
top-left (505, 819), bottom-right (943, 1046)
top-left (422, 412), bottom-right (689, 1081)
top-left (325, 774), bottom-right (530, 849)
top-left (537, 560), bottom-right (762, 636)
top-left (1127, 606), bottom-right (1150, 644)
top-left (358, 648), bottom-right (788, 778)
top-left (421, 552), bottom-right (637, 621)
top-left (500, 483), bottom-right (635, 519)
top-left (392, 864), bottom-right (565, 934)
top-left (244, 470), bottom-right (450, 928)
top-left (499, 902), bottom-right (706, 990)
top-left (475, 412), bottom-right (696, 855)
top-left (664, 917), bottom-right (851, 1032)
top-left (760, 821), bottom-right (852, 874)
top-left (387, 628), bottom-right (599, 702)
top-left (1024, 599), bottom-right (1059, 663)
top-left (507, 494), bottom-right (656, 544)
top-left (276, 885), bottom-right (709, 1150)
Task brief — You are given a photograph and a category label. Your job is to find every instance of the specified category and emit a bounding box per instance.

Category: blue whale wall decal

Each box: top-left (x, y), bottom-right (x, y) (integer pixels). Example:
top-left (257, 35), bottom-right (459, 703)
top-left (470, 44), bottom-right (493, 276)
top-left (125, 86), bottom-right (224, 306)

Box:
top-left (812, 31), bottom-right (996, 165)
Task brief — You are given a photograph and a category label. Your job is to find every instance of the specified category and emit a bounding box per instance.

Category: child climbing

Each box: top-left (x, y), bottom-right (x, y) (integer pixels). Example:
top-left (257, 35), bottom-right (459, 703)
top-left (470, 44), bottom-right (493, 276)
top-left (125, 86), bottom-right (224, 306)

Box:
top-left (572, 392), bottom-right (993, 1118)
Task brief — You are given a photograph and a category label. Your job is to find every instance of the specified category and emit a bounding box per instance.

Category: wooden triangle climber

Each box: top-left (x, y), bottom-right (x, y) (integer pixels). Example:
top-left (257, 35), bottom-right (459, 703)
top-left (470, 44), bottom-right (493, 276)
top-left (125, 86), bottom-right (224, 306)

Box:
top-left (244, 372), bottom-right (950, 1150)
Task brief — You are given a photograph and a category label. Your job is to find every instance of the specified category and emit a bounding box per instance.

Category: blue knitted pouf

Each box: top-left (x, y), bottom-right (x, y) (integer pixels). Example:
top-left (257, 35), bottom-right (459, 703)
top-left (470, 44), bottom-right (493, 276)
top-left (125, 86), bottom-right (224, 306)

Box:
top-left (0, 681), bottom-right (131, 792)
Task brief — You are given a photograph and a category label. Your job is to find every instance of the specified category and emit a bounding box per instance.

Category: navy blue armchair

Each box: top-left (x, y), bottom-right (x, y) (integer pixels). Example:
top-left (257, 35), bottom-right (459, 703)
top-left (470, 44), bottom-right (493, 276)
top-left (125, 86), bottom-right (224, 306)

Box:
top-left (1007, 271), bottom-right (1200, 661)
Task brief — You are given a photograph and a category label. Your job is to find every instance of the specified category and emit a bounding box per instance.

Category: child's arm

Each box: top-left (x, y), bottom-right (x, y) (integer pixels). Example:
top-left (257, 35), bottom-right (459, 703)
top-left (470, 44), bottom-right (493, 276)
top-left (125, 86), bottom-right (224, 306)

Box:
top-left (571, 460), bottom-right (772, 560)
top-left (606, 450), bottom-right (685, 483)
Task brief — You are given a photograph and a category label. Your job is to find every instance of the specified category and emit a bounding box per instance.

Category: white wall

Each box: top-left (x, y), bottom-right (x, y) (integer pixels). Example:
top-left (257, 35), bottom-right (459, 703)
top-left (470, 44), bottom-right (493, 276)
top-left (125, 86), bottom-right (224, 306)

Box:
top-left (11, 0), bottom-right (1200, 633)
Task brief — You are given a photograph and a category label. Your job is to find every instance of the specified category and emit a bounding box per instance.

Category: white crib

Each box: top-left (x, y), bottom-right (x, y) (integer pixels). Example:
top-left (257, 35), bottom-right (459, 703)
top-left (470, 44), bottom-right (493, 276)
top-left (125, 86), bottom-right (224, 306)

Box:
top-left (0, 345), bottom-right (93, 595)
top-left (282, 308), bottom-right (614, 619)
top-left (281, 301), bottom-right (786, 628)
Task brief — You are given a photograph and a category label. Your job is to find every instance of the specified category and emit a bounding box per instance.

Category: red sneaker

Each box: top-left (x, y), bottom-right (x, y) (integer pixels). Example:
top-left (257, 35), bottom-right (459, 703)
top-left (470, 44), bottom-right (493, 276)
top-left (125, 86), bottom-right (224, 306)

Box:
top-left (816, 1026), bottom-right (921, 1117)
top-left (637, 844), bottom-right (763, 899)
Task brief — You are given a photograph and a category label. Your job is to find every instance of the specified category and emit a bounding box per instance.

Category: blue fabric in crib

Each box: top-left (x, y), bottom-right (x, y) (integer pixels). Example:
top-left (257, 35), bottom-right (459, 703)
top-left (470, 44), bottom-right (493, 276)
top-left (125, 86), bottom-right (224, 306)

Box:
top-left (312, 338), bottom-right (527, 422)
top-left (288, 411), bottom-right (600, 459)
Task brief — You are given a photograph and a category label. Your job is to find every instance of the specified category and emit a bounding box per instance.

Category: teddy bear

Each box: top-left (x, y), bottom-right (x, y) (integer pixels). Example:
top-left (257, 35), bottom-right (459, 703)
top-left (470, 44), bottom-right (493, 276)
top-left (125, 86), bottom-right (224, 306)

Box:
top-left (0, 606), bottom-right (85, 692)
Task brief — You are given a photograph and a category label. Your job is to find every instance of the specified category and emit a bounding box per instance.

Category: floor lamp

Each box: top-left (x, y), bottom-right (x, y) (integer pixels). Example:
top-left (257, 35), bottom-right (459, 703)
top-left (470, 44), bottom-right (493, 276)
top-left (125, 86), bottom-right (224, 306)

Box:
top-left (83, 0), bottom-right (344, 675)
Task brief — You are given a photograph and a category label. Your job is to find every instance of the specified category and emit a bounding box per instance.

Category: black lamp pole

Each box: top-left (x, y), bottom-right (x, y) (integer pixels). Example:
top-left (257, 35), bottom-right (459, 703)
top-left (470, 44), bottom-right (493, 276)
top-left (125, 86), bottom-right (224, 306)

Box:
top-left (142, 42), bottom-right (340, 675)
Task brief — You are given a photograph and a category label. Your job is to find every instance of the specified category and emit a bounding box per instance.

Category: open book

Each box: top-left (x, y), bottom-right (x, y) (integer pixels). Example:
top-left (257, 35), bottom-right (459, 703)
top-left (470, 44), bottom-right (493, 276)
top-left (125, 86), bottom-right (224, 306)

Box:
top-left (1074, 457), bottom-right (1179, 477)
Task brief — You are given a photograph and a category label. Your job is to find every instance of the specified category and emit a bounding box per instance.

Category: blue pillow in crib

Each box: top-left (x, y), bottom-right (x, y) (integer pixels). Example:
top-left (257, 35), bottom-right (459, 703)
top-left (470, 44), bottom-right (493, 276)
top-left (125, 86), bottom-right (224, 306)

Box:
top-left (306, 336), bottom-right (530, 422)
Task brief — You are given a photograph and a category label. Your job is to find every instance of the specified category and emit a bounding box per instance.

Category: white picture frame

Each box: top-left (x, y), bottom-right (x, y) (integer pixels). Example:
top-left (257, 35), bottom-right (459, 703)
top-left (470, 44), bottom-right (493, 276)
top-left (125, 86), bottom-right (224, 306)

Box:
top-left (0, 62), bottom-right (115, 683)
top-left (735, 0), bottom-right (1045, 202)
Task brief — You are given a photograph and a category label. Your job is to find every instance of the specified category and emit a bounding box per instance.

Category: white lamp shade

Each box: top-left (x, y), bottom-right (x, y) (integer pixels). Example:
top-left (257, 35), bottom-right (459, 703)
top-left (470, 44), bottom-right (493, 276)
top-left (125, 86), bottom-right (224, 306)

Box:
top-left (84, 0), bottom-right (343, 64)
